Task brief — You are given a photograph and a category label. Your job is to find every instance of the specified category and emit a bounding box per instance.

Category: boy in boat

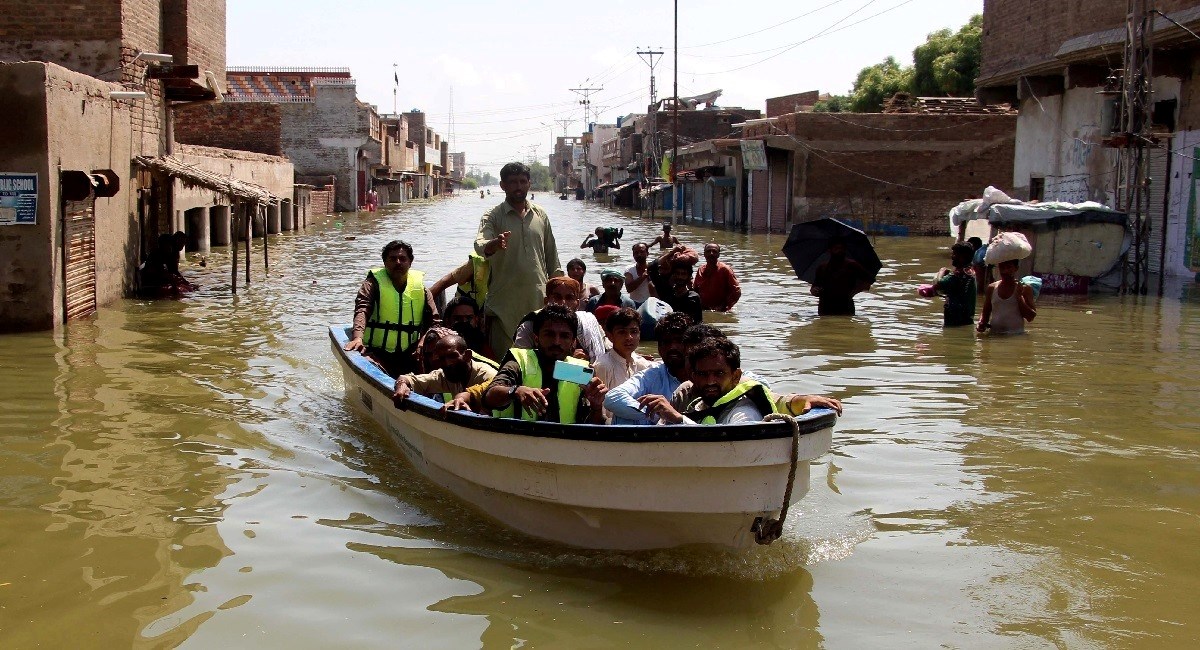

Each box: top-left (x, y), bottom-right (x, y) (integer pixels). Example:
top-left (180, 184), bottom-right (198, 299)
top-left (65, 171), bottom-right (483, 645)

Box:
top-left (345, 240), bottom-right (439, 377)
top-left (483, 305), bottom-right (608, 424)
top-left (602, 312), bottom-right (693, 425)
top-left (592, 307), bottom-right (654, 422)
top-left (977, 259), bottom-right (1036, 335)
top-left (511, 277), bottom-right (609, 362)
top-left (587, 270), bottom-right (636, 313)
top-left (933, 242), bottom-right (978, 328)
top-left (393, 332), bottom-right (498, 412)
top-left (566, 258), bottom-right (601, 299)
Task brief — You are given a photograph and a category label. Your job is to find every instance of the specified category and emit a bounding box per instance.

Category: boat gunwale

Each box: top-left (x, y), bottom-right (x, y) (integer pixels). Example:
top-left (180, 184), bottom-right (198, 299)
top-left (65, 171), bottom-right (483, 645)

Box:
top-left (329, 325), bottom-right (837, 443)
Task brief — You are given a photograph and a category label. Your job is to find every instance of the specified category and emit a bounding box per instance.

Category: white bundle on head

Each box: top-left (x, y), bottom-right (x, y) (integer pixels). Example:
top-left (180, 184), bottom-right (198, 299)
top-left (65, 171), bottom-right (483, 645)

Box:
top-left (984, 231), bottom-right (1032, 265)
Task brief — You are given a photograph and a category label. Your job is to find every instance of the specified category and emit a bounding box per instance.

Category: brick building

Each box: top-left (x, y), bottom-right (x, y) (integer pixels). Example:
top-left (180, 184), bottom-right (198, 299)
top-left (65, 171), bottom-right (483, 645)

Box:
top-left (0, 0), bottom-right (295, 332)
top-left (766, 91), bottom-right (821, 118)
top-left (976, 0), bottom-right (1200, 279)
top-left (675, 111), bottom-right (1016, 235)
top-left (175, 67), bottom-right (385, 211)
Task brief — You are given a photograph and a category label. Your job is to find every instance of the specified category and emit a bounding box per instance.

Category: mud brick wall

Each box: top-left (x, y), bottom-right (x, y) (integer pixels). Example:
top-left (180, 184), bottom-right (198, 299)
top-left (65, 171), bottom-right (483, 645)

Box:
top-left (767, 91), bottom-right (820, 118)
top-left (174, 102), bottom-right (283, 156)
top-left (746, 113), bottom-right (1016, 235)
top-left (979, 0), bottom-right (1195, 82)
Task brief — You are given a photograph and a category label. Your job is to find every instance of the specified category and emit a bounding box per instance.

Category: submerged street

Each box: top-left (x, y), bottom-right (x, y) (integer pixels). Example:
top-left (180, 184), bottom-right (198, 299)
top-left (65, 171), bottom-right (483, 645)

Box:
top-left (2, 194), bottom-right (1199, 647)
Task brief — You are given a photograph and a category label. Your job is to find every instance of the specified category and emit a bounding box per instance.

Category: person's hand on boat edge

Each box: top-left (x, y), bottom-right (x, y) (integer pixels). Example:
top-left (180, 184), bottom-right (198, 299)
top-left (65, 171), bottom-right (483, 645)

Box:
top-left (637, 394), bottom-right (684, 424)
top-left (786, 394), bottom-right (842, 416)
top-left (344, 337), bottom-right (366, 352)
top-left (392, 378), bottom-right (412, 407)
top-left (443, 392), bottom-right (473, 413)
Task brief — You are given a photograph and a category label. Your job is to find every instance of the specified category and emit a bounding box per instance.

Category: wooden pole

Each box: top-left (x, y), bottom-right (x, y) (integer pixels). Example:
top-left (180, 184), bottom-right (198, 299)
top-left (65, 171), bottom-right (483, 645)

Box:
top-left (231, 202), bottom-right (239, 294)
top-left (263, 204), bottom-right (270, 273)
top-left (244, 203), bottom-right (251, 284)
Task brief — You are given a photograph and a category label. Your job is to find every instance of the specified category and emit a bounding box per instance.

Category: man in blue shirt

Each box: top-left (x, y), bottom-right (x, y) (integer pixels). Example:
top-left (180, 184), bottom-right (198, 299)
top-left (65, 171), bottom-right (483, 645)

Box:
top-left (603, 312), bottom-right (693, 424)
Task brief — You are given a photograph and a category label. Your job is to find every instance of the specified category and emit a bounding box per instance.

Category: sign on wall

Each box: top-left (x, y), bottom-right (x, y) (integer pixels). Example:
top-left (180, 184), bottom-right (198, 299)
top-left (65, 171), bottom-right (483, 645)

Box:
top-left (741, 140), bottom-right (767, 171)
top-left (0, 173), bottom-right (38, 225)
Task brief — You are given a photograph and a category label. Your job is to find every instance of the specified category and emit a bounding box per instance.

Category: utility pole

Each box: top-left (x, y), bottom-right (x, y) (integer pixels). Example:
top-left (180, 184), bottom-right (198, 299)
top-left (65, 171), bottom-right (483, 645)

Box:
top-left (553, 118), bottom-right (574, 193)
top-left (392, 63), bottom-right (398, 115)
top-left (448, 86), bottom-right (454, 150)
top-left (1116, 0), bottom-right (1155, 295)
top-left (672, 0), bottom-right (679, 223)
top-left (638, 48), bottom-right (664, 174)
top-left (571, 86), bottom-right (603, 197)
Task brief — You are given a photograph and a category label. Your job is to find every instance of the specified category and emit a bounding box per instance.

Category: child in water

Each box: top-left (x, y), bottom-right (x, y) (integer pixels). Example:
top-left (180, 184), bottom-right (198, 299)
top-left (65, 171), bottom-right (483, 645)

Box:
top-left (933, 243), bottom-right (977, 327)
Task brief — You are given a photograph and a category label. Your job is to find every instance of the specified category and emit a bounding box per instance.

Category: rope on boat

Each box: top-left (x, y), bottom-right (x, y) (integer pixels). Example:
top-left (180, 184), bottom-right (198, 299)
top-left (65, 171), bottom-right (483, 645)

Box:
top-left (752, 413), bottom-right (801, 545)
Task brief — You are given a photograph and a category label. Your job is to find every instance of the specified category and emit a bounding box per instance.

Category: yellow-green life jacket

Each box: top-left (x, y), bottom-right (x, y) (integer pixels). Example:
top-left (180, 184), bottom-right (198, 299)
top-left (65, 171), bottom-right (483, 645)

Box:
top-left (472, 351), bottom-right (500, 370)
top-left (364, 268), bottom-right (426, 353)
top-left (685, 380), bottom-right (778, 425)
top-left (456, 253), bottom-right (490, 306)
top-left (493, 348), bottom-right (588, 423)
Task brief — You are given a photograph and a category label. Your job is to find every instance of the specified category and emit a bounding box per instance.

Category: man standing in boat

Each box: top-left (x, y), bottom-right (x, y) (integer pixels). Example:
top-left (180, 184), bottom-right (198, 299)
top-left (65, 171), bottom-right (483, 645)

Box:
top-left (475, 162), bottom-right (563, 359)
top-left (483, 305), bottom-right (608, 424)
top-left (344, 240), bottom-right (439, 377)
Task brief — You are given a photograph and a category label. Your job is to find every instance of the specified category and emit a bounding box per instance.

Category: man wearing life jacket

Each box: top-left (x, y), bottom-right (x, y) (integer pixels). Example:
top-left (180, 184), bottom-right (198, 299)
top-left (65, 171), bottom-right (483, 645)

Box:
top-left (482, 305), bottom-right (608, 424)
top-left (639, 338), bottom-right (810, 425)
top-left (345, 240), bottom-right (439, 377)
top-left (428, 253), bottom-right (490, 310)
top-left (393, 333), bottom-right (498, 413)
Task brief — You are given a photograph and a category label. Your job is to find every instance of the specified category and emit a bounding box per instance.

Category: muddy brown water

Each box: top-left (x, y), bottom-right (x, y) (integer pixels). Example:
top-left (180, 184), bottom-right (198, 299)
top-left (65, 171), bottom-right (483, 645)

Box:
top-left (2, 192), bottom-right (1198, 648)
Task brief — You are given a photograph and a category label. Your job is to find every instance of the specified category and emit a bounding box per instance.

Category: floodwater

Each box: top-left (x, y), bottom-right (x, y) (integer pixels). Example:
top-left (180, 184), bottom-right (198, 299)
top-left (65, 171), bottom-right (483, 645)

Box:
top-left (2, 192), bottom-right (1199, 649)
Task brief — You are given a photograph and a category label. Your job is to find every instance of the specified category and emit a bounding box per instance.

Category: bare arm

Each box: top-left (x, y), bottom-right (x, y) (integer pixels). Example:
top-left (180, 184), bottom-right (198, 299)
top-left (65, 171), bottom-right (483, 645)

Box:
top-left (977, 284), bottom-right (995, 332)
top-left (1017, 284), bottom-right (1037, 322)
top-left (581, 234), bottom-right (595, 249)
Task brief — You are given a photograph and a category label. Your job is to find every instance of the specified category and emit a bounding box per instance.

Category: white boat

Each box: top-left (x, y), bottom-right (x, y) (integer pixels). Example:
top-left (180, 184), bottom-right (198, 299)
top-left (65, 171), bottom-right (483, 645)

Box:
top-left (329, 326), bottom-right (837, 551)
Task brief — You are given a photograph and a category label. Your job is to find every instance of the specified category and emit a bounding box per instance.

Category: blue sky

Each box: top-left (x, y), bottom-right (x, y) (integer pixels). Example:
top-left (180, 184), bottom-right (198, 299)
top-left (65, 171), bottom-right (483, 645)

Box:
top-left (228, 0), bottom-right (983, 172)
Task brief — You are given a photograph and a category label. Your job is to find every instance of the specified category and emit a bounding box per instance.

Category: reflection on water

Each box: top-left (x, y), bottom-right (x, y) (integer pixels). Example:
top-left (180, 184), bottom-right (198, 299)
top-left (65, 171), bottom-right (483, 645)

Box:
top-left (1, 193), bottom-right (1198, 647)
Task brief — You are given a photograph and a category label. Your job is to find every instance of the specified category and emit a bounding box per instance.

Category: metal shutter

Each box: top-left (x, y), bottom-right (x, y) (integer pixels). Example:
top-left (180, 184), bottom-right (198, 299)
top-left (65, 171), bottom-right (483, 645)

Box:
top-left (750, 169), bottom-right (769, 232)
top-left (768, 149), bottom-right (791, 233)
top-left (1146, 142), bottom-right (1170, 276)
top-left (63, 198), bottom-right (97, 321)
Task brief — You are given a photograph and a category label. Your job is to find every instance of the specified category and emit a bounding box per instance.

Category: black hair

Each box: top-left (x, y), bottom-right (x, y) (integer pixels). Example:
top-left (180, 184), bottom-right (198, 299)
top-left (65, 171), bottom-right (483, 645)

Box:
top-left (682, 323), bottom-right (726, 347)
top-left (445, 294), bottom-right (479, 316)
top-left (688, 337), bottom-right (741, 371)
top-left (533, 303), bottom-right (577, 334)
top-left (604, 307), bottom-right (640, 332)
top-left (966, 237), bottom-right (983, 251)
top-left (435, 334), bottom-right (468, 350)
top-left (951, 242), bottom-right (975, 268)
top-left (654, 311), bottom-right (693, 340)
top-left (382, 240), bottom-right (414, 262)
top-left (566, 258), bottom-right (586, 272)
top-left (499, 162), bottom-right (531, 182)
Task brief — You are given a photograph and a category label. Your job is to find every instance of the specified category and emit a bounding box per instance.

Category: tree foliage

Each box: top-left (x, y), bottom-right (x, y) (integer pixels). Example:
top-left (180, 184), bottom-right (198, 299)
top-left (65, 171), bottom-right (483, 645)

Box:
top-left (528, 161), bottom-right (553, 192)
top-left (841, 13), bottom-right (981, 112)
top-left (812, 95), bottom-right (853, 113)
top-left (849, 56), bottom-right (914, 112)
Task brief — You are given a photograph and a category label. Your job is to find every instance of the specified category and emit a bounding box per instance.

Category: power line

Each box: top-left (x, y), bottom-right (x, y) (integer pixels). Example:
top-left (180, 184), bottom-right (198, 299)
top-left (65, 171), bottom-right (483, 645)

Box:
top-left (680, 0), bottom-right (851, 49)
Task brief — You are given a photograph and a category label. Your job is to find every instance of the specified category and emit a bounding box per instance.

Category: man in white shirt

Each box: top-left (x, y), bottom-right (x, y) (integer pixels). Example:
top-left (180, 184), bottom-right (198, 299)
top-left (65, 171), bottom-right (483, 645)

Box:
top-left (510, 277), bottom-right (609, 362)
top-left (624, 242), bottom-right (656, 304)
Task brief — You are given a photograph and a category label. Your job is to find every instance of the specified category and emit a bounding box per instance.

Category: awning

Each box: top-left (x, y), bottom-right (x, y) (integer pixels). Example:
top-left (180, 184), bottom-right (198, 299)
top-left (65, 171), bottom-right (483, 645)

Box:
top-left (612, 179), bottom-right (639, 193)
top-left (594, 182), bottom-right (616, 191)
top-left (134, 155), bottom-right (280, 204)
top-left (641, 182), bottom-right (674, 197)
top-left (709, 176), bottom-right (737, 187)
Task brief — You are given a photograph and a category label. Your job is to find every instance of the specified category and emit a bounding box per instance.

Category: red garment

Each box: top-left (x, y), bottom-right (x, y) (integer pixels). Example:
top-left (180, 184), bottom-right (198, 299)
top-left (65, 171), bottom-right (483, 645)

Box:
top-left (693, 262), bottom-right (742, 311)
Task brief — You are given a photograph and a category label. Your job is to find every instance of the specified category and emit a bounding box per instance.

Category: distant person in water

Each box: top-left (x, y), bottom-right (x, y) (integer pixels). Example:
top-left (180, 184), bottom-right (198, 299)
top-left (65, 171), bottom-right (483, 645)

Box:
top-left (967, 236), bottom-right (989, 293)
top-left (651, 222), bottom-right (681, 251)
top-left (139, 231), bottom-right (194, 295)
top-left (664, 262), bottom-right (703, 325)
top-left (624, 242), bottom-right (657, 304)
top-left (581, 227), bottom-right (621, 255)
top-left (693, 243), bottom-right (742, 312)
top-left (934, 243), bottom-right (977, 328)
top-left (978, 259), bottom-right (1036, 335)
top-left (587, 270), bottom-right (636, 312)
top-left (810, 237), bottom-right (872, 316)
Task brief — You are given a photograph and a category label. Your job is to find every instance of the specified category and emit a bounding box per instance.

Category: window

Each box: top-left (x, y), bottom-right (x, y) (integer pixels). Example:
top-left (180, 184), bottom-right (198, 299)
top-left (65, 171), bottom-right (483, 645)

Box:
top-left (1029, 177), bottom-right (1045, 202)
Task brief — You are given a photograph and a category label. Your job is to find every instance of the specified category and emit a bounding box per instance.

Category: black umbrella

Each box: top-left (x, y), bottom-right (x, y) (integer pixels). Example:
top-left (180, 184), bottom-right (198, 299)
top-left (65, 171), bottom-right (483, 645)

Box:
top-left (782, 218), bottom-right (882, 284)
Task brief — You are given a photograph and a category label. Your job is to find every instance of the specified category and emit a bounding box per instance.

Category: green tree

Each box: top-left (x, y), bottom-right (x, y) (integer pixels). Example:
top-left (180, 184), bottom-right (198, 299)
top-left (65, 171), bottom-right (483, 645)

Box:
top-left (529, 161), bottom-right (553, 192)
top-left (849, 56), bottom-right (914, 112)
top-left (812, 95), bottom-right (852, 113)
top-left (911, 14), bottom-right (981, 97)
top-left (463, 177), bottom-right (479, 190)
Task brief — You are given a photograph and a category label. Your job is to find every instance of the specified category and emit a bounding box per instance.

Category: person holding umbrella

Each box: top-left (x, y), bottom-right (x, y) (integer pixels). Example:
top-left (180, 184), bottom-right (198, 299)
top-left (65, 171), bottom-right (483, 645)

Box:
top-left (810, 237), bottom-right (873, 316)
top-left (782, 219), bottom-right (881, 317)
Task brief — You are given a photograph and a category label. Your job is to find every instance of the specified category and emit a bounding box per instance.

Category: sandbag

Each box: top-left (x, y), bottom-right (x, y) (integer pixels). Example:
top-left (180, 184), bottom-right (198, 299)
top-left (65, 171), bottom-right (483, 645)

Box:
top-left (984, 232), bottom-right (1032, 264)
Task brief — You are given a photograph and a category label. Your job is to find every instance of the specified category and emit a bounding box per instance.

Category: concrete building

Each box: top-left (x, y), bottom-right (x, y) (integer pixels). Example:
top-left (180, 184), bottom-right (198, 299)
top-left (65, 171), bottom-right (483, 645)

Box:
top-left (976, 0), bottom-right (1200, 280)
top-left (0, 0), bottom-right (292, 332)
top-left (586, 123), bottom-right (619, 192)
top-left (450, 152), bottom-right (467, 181)
top-left (674, 109), bottom-right (1016, 235)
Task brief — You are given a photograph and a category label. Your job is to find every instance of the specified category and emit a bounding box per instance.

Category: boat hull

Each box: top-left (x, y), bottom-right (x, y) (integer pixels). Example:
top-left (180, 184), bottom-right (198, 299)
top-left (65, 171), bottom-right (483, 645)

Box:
top-left (330, 326), bottom-right (836, 550)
